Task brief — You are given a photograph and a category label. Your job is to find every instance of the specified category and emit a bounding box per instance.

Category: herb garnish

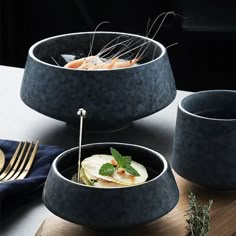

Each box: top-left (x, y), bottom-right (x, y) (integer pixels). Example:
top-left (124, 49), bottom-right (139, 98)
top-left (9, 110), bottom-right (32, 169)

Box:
top-left (99, 163), bottom-right (116, 176)
top-left (185, 190), bottom-right (213, 236)
top-left (99, 147), bottom-right (140, 177)
top-left (90, 179), bottom-right (98, 185)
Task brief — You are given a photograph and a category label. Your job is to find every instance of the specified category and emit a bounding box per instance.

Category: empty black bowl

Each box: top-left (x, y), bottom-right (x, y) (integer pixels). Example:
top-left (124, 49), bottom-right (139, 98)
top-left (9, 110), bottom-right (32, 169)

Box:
top-left (42, 142), bottom-right (179, 230)
top-left (172, 90), bottom-right (236, 190)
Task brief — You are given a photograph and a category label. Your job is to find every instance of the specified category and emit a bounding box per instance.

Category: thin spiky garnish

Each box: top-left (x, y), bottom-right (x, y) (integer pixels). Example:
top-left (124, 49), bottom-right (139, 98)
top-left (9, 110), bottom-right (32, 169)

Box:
top-left (185, 190), bottom-right (213, 236)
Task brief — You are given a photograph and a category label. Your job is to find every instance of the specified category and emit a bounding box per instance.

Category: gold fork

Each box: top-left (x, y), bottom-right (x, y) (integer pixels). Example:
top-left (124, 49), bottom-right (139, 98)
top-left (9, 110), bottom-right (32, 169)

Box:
top-left (0, 141), bottom-right (39, 181)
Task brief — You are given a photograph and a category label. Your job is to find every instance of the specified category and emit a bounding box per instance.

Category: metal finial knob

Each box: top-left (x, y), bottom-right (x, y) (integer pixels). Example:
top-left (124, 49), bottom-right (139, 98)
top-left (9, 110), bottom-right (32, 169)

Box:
top-left (77, 108), bottom-right (87, 118)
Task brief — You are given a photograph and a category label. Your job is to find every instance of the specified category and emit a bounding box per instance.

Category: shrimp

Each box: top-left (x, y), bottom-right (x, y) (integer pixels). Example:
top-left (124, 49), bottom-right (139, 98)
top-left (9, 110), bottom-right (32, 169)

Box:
top-left (62, 11), bottom-right (176, 70)
top-left (95, 58), bottom-right (118, 70)
top-left (111, 58), bottom-right (139, 69)
top-left (64, 56), bottom-right (96, 69)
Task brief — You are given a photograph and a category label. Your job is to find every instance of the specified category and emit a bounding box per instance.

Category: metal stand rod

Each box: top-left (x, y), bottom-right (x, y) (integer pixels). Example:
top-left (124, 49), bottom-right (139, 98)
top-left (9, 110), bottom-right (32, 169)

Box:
top-left (77, 108), bottom-right (86, 183)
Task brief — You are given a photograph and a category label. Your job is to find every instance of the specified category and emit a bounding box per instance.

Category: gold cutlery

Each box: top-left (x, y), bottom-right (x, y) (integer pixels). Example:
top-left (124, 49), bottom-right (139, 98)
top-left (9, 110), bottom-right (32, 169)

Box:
top-left (0, 149), bottom-right (5, 172)
top-left (0, 141), bottom-right (39, 181)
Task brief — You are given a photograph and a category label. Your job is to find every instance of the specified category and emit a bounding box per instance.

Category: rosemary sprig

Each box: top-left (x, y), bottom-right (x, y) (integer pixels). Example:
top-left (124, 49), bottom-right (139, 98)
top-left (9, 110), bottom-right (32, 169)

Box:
top-left (185, 190), bottom-right (213, 236)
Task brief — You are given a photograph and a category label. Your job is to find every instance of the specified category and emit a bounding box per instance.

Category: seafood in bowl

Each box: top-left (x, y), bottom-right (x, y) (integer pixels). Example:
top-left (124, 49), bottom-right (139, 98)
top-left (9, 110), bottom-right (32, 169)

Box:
top-left (20, 29), bottom-right (176, 130)
top-left (42, 142), bottom-right (179, 230)
top-left (59, 12), bottom-right (176, 71)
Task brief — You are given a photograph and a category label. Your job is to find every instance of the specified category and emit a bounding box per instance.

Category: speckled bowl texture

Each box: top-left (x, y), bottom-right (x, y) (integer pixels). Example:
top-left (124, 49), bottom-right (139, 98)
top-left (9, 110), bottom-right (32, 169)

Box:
top-left (42, 142), bottom-right (179, 230)
top-left (20, 31), bottom-right (176, 130)
top-left (172, 90), bottom-right (236, 190)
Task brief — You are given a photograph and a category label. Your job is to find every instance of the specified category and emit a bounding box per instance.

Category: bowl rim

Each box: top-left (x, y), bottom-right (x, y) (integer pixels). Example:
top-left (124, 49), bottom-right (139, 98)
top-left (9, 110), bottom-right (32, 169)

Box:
top-left (28, 31), bottom-right (166, 71)
top-left (52, 142), bottom-right (168, 190)
top-left (179, 89), bottom-right (236, 122)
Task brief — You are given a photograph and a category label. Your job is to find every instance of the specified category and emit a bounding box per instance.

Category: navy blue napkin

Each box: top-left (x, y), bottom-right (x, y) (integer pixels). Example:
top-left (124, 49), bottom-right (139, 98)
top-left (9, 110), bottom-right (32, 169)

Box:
top-left (0, 139), bottom-right (64, 219)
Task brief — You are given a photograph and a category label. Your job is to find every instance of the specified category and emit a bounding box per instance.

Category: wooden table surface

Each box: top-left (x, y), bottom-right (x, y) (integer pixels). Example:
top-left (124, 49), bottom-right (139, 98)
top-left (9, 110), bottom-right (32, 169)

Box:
top-left (36, 172), bottom-right (236, 236)
top-left (0, 65), bottom-right (191, 236)
top-left (1, 66), bottom-right (234, 236)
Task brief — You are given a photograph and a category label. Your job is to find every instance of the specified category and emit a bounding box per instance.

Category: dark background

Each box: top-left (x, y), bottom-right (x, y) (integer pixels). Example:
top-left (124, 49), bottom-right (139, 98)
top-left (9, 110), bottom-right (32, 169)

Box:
top-left (1, 0), bottom-right (236, 91)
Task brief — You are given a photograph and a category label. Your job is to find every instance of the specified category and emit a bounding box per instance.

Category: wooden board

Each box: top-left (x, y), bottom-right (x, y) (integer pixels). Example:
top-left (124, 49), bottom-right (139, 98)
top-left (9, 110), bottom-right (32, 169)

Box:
top-left (35, 172), bottom-right (236, 236)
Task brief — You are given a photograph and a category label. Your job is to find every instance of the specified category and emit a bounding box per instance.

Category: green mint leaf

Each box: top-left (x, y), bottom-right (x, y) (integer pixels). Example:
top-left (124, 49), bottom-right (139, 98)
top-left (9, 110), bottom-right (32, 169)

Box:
top-left (99, 163), bottom-right (116, 176)
top-left (110, 147), bottom-right (123, 167)
top-left (110, 147), bottom-right (132, 168)
top-left (124, 164), bottom-right (140, 176)
top-left (110, 147), bottom-right (140, 176)
top-left (121, 156), bottom-right (132, 166)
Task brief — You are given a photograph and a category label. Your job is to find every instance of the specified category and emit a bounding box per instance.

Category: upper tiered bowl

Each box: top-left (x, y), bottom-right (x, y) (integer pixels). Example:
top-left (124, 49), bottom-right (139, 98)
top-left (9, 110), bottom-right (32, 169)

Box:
top-left (20, 31), bottom-right (176, 131)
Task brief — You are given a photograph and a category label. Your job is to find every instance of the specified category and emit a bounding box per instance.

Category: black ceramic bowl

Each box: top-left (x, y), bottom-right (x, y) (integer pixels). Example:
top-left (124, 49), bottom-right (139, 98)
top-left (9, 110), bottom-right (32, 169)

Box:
top-left (42, 142), bottom-right (179, 230)
top-left (20, 31), bottom-right (176, 131)
top-left (172, 90), bottom-right (236, 190)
